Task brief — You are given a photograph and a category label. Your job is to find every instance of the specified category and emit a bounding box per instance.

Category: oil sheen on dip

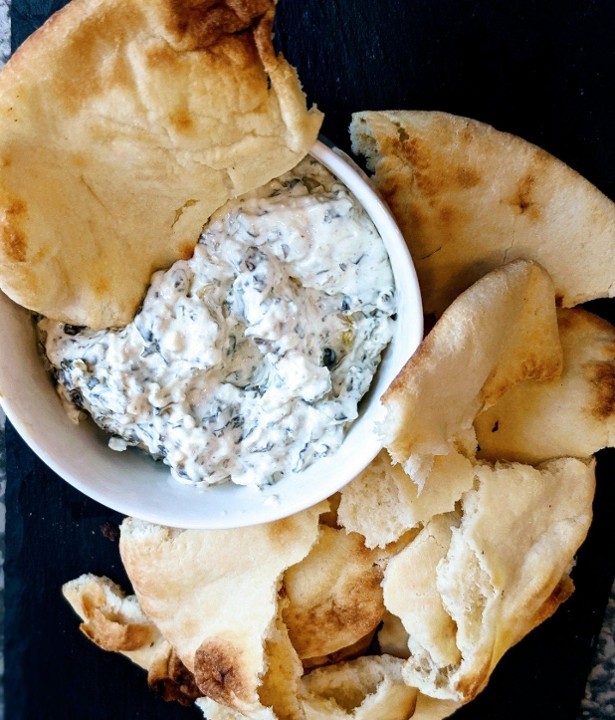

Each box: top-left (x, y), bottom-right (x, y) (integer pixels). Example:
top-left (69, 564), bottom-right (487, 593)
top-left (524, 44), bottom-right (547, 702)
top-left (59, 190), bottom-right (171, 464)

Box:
top-left (38, 157), bottom-right (396, 488)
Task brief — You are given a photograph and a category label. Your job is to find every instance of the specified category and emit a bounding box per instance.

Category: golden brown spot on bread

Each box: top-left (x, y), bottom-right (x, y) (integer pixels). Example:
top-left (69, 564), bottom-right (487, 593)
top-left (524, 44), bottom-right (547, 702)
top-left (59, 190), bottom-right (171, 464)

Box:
top-left (94, 277), bottom-right (110, 296)
top-left (456, 166), bottom-right (481, 188)
top-left (439, 204), bottom-right (456, 225)
top-left (590, 360), bottom-right (615, 420)
top-left (145, 44), bottom-right (176, 68)
top-left (509, 171), bottom-right (542, 220)
top-left (395, 135), bottom-right (480, 202)
top-left (456, 660), bottom-right (491, 702)
top-left (399, 137), bottom-right (429, 173)
top-left (6, 197), bottom-right (26, 217)
top-left (0, 227), bottom-right (27, 262)
top-left (266, 515), bottom-right (297, 545)
top-left (169, 108), bottom-right (194, 133)
top-left (193, 638), bottom-right (249, 705)
top-left (178, 241), bottom-right (196, 260)
top-left (1, 197), bottom-right (28, 261)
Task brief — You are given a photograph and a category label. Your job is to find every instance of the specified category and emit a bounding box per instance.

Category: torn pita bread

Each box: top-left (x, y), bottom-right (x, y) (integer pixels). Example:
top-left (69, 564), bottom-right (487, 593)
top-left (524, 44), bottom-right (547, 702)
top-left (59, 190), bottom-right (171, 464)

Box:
top-left (337, 450), bottom-right (475, 548)
top-left (282, 525), bottom-right (386, 659)
top-left (257, 606), bottom-right (307, 720)
top-left (62, 573), bottom-right (165, 664)
top-left (380, 259), bottom-right (562, 488)
top-left (475, 307), bottom-right (615, 463)
top-left (62, 573), bottom-right (201, 705)
top-left (298, 655), bottom-right (418, 720)
top-left (119, 505), bottom-right (322, 716)
top-left (195, 656), bottom-right (417, 720)
top-left (350, 110), bottom-right (615, 316)
top-left (0, 0), bottom-right (322, 328)
top-left (383, 458), bottom-right (595, 703)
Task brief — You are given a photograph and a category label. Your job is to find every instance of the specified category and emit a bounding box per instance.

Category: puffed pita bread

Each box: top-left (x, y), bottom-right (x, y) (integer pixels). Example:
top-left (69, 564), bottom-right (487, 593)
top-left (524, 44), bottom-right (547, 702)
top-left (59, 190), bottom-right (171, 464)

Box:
top-left (475, 307), bottom-right (615, 463)
top-left (119, 505), bottom-right (323, 716)
top-left (62, 573), bottom-right (201, 705)
top-left (350, 110), bottom-right (615, 316)
top-left (382, 458), bottom-right (595, 703)
top-left (380, 259), bottom-right (562, 488)
top-left (282, 525), bottom-right (386, 659)
top-left (0, 0), bottom-right (322, 328)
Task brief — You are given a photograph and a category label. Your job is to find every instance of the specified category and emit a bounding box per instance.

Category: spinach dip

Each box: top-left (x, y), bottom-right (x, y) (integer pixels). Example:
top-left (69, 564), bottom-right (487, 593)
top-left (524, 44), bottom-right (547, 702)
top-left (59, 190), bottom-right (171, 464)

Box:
top-left (38, 157), bottom-right (396, 488)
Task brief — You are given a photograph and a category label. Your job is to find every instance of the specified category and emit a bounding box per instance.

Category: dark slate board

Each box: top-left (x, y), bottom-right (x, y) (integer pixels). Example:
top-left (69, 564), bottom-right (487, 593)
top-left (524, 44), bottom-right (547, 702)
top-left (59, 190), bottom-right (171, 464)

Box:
top-left (4, 1), bottom-right (615, 719)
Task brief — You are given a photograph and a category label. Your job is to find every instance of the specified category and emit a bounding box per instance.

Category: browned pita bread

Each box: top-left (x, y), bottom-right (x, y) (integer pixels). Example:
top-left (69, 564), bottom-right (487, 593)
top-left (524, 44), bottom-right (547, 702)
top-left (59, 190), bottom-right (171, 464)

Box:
top-left (0, 0), bottom-right (322, 327)
top-left (62, 573), bottom-right (201, 705)
top-left (282, 525), bottom-right (386, 660)
top-left (350, 110), bottom-right (615, 316)
top-left (118, 506), bottom-right (323, 716)
top-left (475, 307), bottom-right (615, 463)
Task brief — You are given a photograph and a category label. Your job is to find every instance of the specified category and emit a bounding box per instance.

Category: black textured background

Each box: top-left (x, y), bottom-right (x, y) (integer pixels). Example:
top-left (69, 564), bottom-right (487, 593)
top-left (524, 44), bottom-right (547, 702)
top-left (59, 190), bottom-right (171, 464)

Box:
top-left (4, 1), bottom-right (615, 719)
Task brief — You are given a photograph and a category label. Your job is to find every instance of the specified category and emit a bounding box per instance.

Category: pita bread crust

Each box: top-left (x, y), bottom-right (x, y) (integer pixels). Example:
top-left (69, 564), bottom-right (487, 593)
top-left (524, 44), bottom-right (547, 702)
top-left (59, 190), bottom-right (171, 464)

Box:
top-left (381, 259), bottom-right (562, 487)
top-left (475, 307), bottom-right (615, 463)
top-left (0, 0), bottom-right (322, 328)
top-left (350, 110), bottom-right (615, 316)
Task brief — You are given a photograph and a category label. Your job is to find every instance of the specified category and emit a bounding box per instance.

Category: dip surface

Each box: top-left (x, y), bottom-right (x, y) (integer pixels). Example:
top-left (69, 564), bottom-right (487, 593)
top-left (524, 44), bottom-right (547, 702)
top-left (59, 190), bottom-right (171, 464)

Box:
top-left (38, 157), bottom-right (396, 487)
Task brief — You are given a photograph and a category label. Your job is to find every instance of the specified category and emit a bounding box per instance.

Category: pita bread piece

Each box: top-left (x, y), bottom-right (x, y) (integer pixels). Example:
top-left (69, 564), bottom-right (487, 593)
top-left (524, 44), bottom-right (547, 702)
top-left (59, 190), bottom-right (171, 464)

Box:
top-left (381, 259), bottom-right (562, 488)
top-left (350, 110), bottom-right (615, 316)
top-left (299, 655), bottom-right (418, 720)
top-left (196, 656), bottom-right (418, 720)
top-left (0, 0), bottom-right (322, 328)
top-left (282, 525), bottom-right (386, 660)
top-left (119, 504), bottom-right (322, 716)
top-left (62, 573), bottom-right (201, 705)
top-left (475, 307), bottom-right (615, 463)
top-left (383, 458), bottom-right (595, 703)
top-left (337, 449), bottom-right (476, 548)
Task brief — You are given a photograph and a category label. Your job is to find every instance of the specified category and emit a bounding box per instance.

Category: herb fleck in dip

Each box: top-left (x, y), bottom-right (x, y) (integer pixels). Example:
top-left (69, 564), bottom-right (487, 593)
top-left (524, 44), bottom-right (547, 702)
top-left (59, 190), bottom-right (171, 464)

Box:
top-left (38, 157), bottom-right (396, 487)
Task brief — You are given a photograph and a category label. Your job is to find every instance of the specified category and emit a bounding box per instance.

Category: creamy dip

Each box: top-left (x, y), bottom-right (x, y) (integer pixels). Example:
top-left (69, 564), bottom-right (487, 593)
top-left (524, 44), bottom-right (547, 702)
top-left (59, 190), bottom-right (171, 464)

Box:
top-left (38, 157), bottom-right (396, 488)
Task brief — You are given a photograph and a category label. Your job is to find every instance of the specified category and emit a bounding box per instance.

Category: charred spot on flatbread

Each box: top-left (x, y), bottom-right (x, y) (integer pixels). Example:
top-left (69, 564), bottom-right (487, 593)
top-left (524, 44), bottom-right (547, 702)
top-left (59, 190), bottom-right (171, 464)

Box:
top-left (193, 638), bottom-right (250, 706)
top-left (148, 648), bottom-right (201, 706)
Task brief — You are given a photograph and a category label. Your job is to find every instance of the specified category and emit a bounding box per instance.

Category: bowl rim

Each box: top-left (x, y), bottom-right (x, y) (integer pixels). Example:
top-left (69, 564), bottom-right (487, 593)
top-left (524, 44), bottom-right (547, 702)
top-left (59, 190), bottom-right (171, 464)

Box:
top-left (0, 138), bottom-right (424, 529)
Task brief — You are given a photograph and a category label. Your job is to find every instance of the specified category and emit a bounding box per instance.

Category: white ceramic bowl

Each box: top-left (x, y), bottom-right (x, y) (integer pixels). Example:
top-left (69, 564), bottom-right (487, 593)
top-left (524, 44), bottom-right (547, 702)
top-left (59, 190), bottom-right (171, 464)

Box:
top-left (0, 140), bottom-right (423, 529)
